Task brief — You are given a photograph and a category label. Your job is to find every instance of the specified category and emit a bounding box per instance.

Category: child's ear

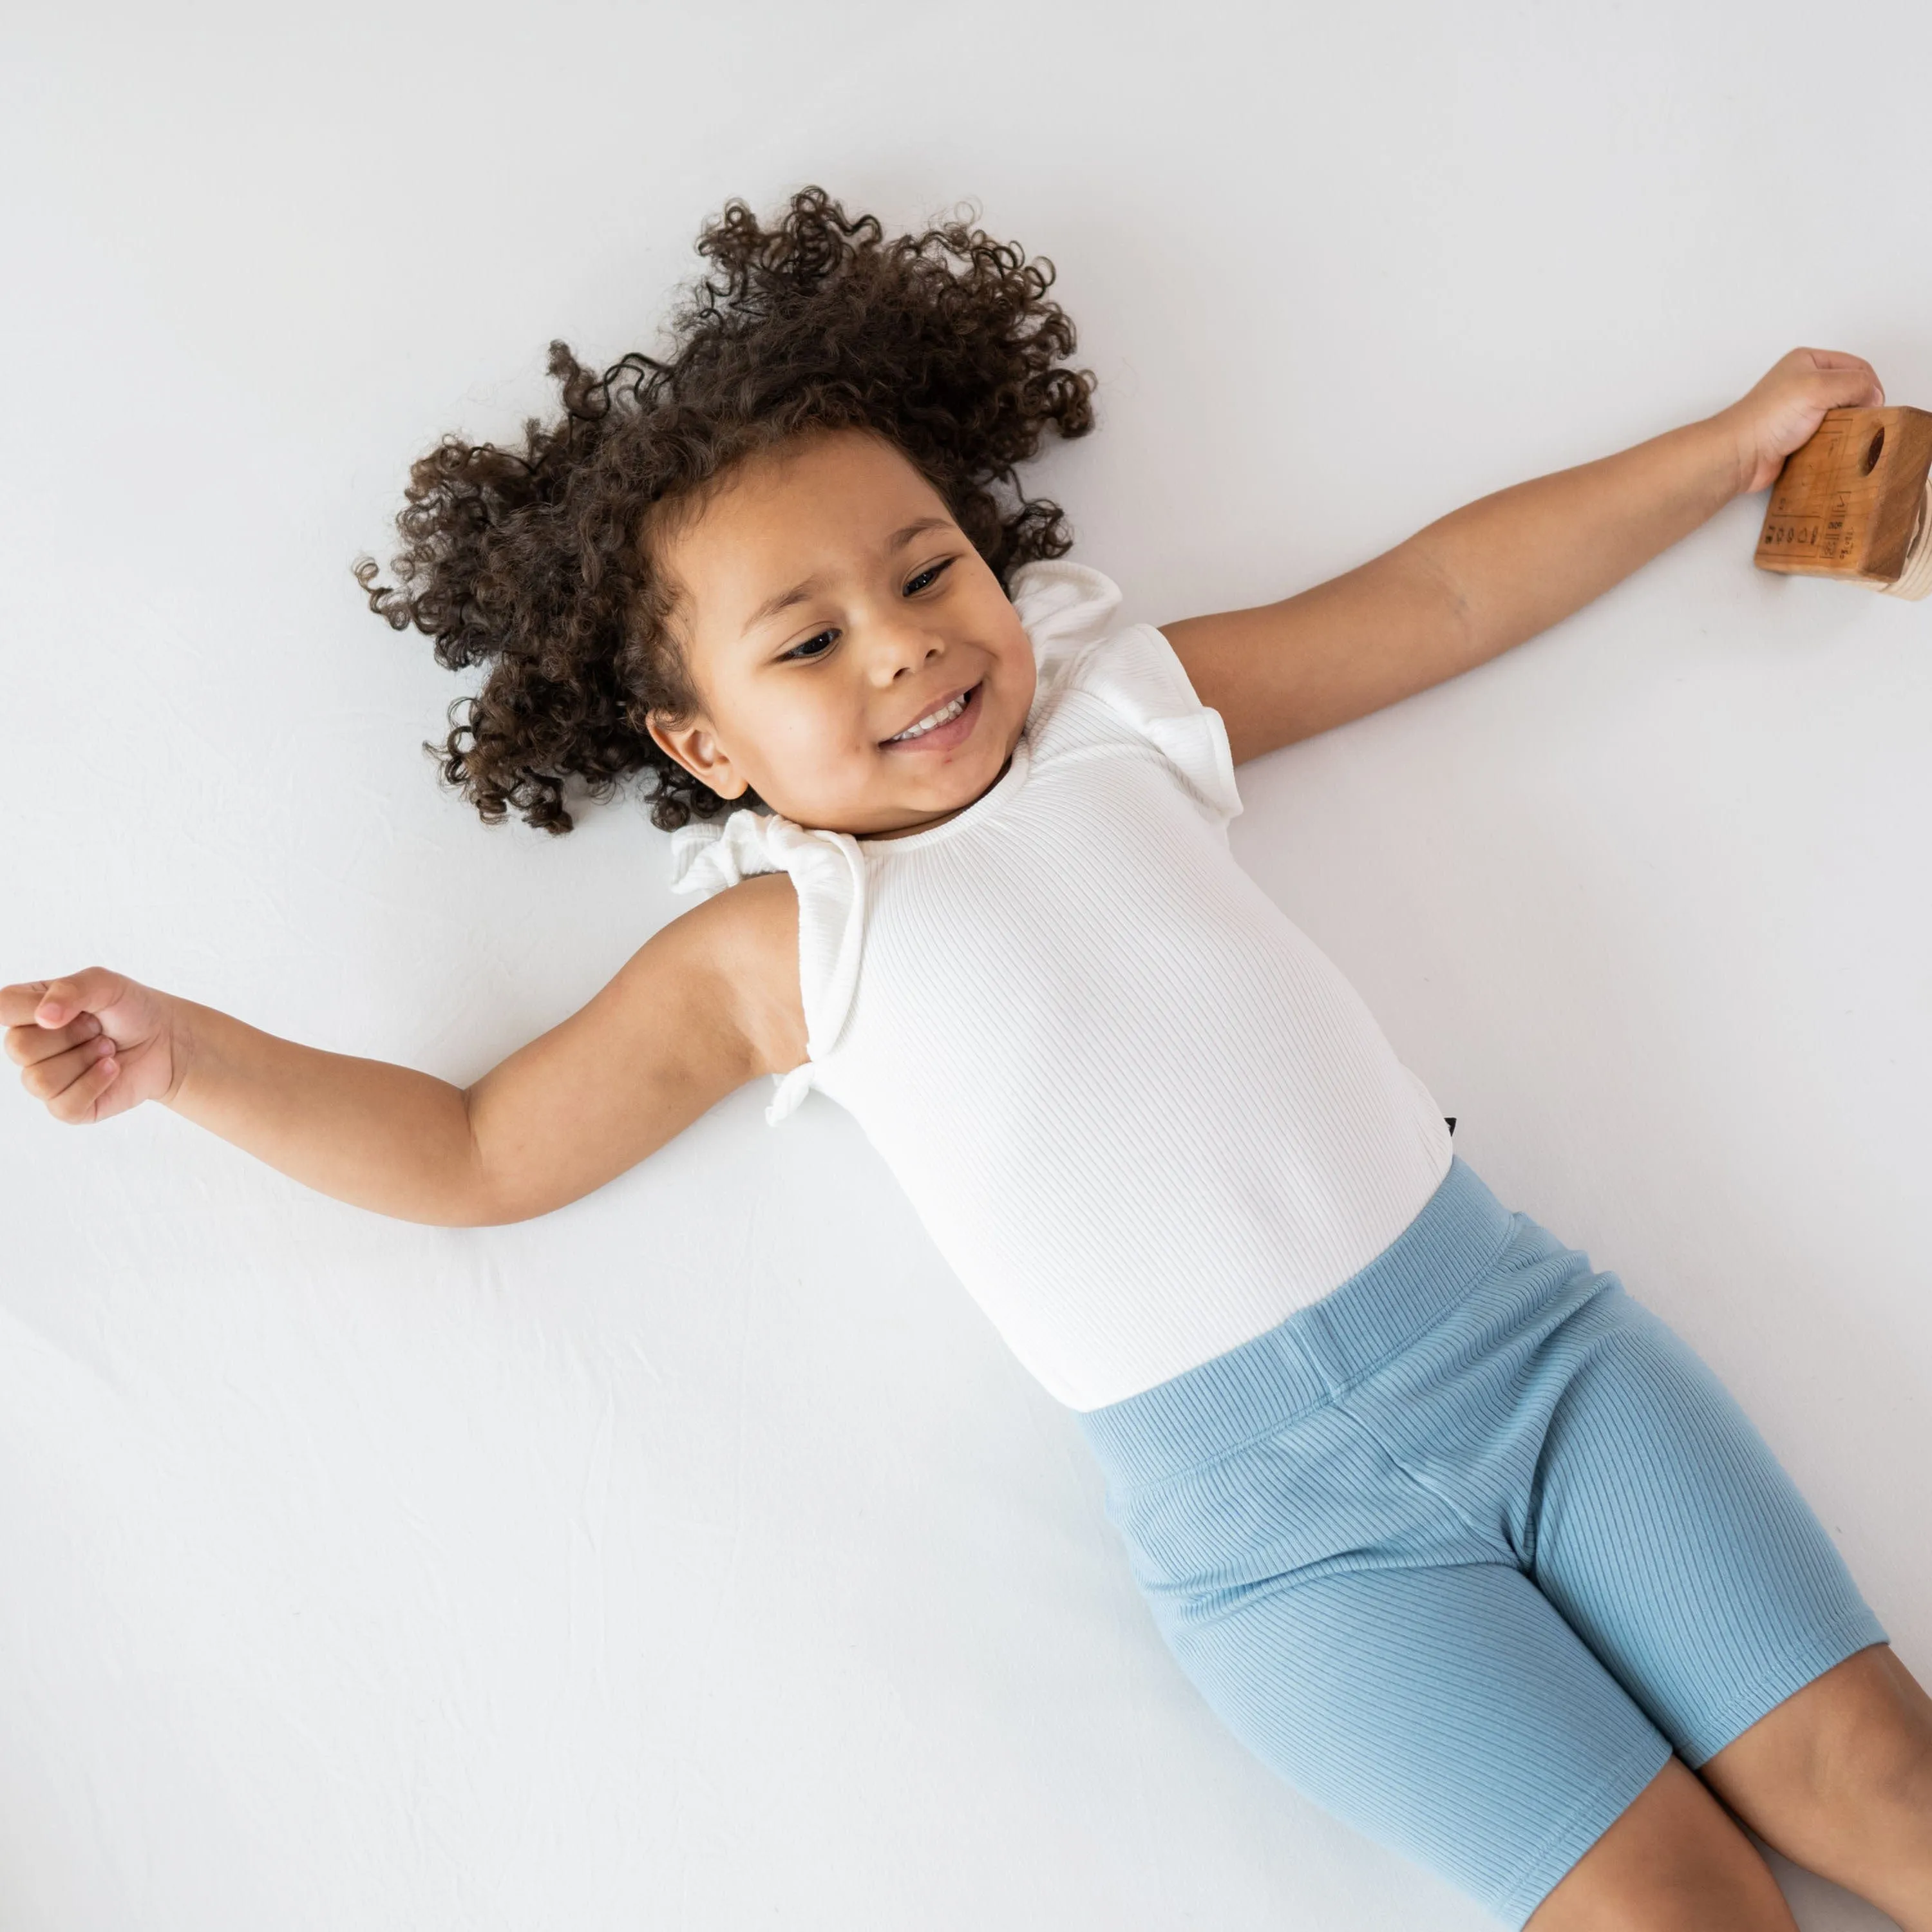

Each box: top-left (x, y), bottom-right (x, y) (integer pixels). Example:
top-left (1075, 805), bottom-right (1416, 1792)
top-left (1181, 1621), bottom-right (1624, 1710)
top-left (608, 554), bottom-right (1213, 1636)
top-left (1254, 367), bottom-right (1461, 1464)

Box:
top-left (647, 713), bottom-right (749, 799)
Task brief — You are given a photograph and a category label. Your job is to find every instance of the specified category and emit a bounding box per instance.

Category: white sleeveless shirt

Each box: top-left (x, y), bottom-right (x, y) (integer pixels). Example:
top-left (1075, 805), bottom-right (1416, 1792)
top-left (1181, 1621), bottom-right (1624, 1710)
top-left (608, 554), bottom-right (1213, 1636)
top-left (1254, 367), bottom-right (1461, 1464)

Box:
top-left (670, 560), bottom-right (1452, 1410)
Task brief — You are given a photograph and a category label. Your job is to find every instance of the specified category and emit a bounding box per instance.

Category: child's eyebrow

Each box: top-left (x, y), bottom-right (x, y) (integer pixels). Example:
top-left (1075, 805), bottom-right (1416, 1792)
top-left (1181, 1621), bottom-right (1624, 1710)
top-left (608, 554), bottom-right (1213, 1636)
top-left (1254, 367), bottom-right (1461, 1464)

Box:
top-left (739, 518), bottom-right (954, 638)
top-left (887, 516), bottom-right (951, 549)
top-left (742, 577), bottom-right (823, 638)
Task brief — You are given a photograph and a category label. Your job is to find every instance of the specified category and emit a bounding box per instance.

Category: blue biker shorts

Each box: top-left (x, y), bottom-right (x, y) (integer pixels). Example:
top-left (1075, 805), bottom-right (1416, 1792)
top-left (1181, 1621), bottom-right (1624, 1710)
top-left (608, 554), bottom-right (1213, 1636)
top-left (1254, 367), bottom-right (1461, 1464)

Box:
top-left (1073, 1157), bottom-right (1887, 1925)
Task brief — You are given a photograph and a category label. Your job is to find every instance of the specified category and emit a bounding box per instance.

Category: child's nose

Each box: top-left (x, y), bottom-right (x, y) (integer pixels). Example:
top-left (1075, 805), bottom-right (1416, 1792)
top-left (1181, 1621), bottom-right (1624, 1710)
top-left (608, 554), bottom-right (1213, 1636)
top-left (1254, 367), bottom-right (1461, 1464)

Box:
top-left (871, 617), bottom-right (945, 681)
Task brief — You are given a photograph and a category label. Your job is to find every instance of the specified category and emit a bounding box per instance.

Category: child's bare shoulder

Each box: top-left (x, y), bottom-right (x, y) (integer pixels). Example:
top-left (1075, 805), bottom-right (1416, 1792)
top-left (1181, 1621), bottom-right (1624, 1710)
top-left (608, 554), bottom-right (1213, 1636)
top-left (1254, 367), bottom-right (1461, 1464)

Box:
top-left (648, 871), bottom-right (806, 1079)
top-left (676, 869), bottom-right (799, 969)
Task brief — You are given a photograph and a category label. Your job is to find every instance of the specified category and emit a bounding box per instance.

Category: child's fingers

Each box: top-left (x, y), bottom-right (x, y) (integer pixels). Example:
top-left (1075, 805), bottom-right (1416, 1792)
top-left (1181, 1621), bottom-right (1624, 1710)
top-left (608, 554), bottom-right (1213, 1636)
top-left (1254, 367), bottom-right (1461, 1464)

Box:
top-left (5, 1012), bottom-right (104, 1067)
top-left (1, 969), bottom-right (126, 1028)
top-left (1799, 348), bottom-right (1875, 374)
top-left (1793, 348), bottom-right (1884, 406)
top-left (1819, 363), bottom-right (1884, 408)
top-left (31, 973), bottom-right (113, 1026)
top-left (0, 983), bottom-right (57, 1027)
top-left (46, 1052), bottom-right (119, 1125)
top-left (19, 1034), bottom-right (118, 1114)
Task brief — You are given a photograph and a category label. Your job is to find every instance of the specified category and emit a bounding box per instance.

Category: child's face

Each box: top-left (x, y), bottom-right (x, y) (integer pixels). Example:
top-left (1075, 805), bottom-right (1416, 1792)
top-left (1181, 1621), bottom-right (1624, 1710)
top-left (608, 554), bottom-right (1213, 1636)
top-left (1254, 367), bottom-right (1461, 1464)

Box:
top-left (647, 430), bottom-right (1038, 838)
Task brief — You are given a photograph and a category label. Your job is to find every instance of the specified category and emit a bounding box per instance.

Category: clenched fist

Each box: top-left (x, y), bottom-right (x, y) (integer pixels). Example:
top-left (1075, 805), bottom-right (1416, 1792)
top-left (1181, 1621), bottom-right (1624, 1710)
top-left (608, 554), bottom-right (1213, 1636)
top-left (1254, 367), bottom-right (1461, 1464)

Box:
top-left (3, 970), bottom-right (182, 1124)
top-left (1716, 347), bottom-right (1887, 496)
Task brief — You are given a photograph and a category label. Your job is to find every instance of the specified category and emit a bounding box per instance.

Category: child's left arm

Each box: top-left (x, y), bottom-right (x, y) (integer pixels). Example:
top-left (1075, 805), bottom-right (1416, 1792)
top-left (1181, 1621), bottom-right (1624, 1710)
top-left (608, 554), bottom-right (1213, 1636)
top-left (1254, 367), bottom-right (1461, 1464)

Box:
top-left (1164, 348), bottom-right (1885, 763)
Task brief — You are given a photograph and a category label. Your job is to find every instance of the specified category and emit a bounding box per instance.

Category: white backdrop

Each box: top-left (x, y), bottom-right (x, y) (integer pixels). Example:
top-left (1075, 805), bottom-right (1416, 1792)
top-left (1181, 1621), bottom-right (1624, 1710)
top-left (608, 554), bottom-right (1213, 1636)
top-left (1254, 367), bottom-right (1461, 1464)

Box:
top-left (3, 3), bottom-right (1928, 1927)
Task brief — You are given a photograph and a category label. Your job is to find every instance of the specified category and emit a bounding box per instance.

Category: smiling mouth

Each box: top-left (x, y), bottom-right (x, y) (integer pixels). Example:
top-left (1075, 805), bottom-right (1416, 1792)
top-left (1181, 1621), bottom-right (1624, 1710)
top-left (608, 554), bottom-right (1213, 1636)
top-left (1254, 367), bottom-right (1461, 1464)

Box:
top-left (882, 684), bottom-right (978, 744)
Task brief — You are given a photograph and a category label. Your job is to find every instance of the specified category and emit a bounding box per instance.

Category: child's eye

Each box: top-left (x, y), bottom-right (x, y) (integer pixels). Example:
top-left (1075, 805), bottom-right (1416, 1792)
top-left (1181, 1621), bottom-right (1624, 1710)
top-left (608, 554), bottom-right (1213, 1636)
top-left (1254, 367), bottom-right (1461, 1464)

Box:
top-left (904, 558), bottom-right (954, 596)
top-left (782, 629), bottom-right (838, 661)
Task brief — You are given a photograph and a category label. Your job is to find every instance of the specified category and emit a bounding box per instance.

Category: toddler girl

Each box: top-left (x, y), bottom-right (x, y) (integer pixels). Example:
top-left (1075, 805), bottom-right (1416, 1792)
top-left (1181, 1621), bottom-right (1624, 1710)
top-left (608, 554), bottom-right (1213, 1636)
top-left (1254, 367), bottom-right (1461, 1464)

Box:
top-left (8, 189), bottom-right (1930, 1929)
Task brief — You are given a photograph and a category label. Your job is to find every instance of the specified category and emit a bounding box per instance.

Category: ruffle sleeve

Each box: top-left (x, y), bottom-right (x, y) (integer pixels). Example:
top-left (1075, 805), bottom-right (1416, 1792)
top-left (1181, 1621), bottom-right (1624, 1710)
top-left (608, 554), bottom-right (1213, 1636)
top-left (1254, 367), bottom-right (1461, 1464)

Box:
top-left (1007, 558), bottom-right (1124, 697)
top-left (668, 810), bottom-right (866, 1124)
top-left (1008, 559), bottom-right (1243, 825)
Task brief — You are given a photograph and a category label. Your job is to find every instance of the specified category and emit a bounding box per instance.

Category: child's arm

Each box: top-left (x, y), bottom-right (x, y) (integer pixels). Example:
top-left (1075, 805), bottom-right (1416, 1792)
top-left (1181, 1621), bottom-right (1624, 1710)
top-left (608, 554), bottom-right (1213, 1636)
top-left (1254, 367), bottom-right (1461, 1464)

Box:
top-left (1, 875), bottom-right (806, 1226)
top-left (1164, 348), bottom-right (1886, 762)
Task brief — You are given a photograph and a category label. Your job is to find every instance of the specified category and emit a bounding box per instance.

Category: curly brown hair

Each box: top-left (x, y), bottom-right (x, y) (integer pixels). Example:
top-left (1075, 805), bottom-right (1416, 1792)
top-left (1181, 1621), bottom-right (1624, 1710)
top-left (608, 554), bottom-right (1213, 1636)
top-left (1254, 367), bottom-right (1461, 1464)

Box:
top-left (355, 187), bottom-right (1097, 834)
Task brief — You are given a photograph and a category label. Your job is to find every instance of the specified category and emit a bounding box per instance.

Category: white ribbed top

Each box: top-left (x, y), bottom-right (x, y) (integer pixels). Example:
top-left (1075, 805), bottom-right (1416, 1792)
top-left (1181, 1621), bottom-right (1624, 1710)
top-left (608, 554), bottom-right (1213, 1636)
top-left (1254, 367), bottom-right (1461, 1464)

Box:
top-left (670, 560), bottom-right (1452, 1410)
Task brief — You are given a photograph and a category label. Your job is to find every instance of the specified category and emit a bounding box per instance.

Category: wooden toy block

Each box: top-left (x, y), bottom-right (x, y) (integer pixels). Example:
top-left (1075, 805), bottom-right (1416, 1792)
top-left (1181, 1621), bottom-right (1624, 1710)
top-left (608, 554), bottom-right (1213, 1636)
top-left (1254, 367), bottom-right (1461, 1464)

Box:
top-left (1755, 405), bottom-right (1932, 600)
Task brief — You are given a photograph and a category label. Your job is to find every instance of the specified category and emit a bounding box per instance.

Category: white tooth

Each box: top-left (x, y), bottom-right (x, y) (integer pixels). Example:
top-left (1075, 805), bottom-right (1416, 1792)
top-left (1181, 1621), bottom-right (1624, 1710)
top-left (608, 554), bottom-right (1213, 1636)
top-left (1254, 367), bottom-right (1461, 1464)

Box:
top-left (891, 692), bottom-right (967, 741)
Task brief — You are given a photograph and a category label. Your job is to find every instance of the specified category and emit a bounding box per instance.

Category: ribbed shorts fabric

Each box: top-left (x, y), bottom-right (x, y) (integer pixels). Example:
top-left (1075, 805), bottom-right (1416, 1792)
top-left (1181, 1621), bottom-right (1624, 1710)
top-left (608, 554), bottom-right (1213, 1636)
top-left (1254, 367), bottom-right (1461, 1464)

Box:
top-left (1073, 1157), bottom-right (1887, 1926)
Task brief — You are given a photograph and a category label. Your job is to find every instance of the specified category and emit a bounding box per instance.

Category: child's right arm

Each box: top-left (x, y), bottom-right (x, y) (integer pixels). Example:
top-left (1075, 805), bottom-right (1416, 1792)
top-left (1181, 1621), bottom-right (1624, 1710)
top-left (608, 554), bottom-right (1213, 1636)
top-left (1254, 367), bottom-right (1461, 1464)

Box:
top-left (1, 875), bottom-right (807, 1226)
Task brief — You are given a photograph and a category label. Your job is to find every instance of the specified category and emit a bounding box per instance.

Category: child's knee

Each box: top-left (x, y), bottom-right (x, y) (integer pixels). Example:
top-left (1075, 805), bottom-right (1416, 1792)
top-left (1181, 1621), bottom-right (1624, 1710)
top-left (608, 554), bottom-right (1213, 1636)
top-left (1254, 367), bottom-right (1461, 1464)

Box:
top-left (1526, 1759), bottom-right (1795, 1931)
top-left (1710, 1644), bottom-right (1932, 1837)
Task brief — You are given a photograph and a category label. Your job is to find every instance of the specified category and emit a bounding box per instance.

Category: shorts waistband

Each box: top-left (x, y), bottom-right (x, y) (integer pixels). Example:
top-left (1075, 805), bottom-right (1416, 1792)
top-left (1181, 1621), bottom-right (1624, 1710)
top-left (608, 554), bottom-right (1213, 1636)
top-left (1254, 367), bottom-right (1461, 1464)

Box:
top-left (1072, 1157), bottom-right (1519, 1489)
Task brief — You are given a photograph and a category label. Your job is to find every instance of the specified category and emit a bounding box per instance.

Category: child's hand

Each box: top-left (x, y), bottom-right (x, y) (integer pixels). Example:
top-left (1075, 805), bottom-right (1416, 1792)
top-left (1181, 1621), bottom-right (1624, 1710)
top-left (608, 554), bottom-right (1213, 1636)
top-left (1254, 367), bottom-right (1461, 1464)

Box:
top-left (1718, 348), bottom-right (1886, 495)
top-left (3, 969), bottom-right (182, 1124)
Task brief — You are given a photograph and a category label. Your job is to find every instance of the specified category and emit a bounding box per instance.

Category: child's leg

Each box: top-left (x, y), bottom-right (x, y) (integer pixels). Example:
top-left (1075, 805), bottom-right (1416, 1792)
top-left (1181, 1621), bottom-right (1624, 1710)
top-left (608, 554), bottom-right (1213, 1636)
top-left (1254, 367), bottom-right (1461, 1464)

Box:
top-left (1077, 1162), bottom-right (1897, 1924)
top-left (1162, 1555), bottom-right (1725, 1926)
top-left (1700, 1643), bottom-right (1932, 1931)
top-left (1528, 1757), bottom-right (1797, 1930)
top-left (1492, 1284), bottom-right (1907, 1917)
